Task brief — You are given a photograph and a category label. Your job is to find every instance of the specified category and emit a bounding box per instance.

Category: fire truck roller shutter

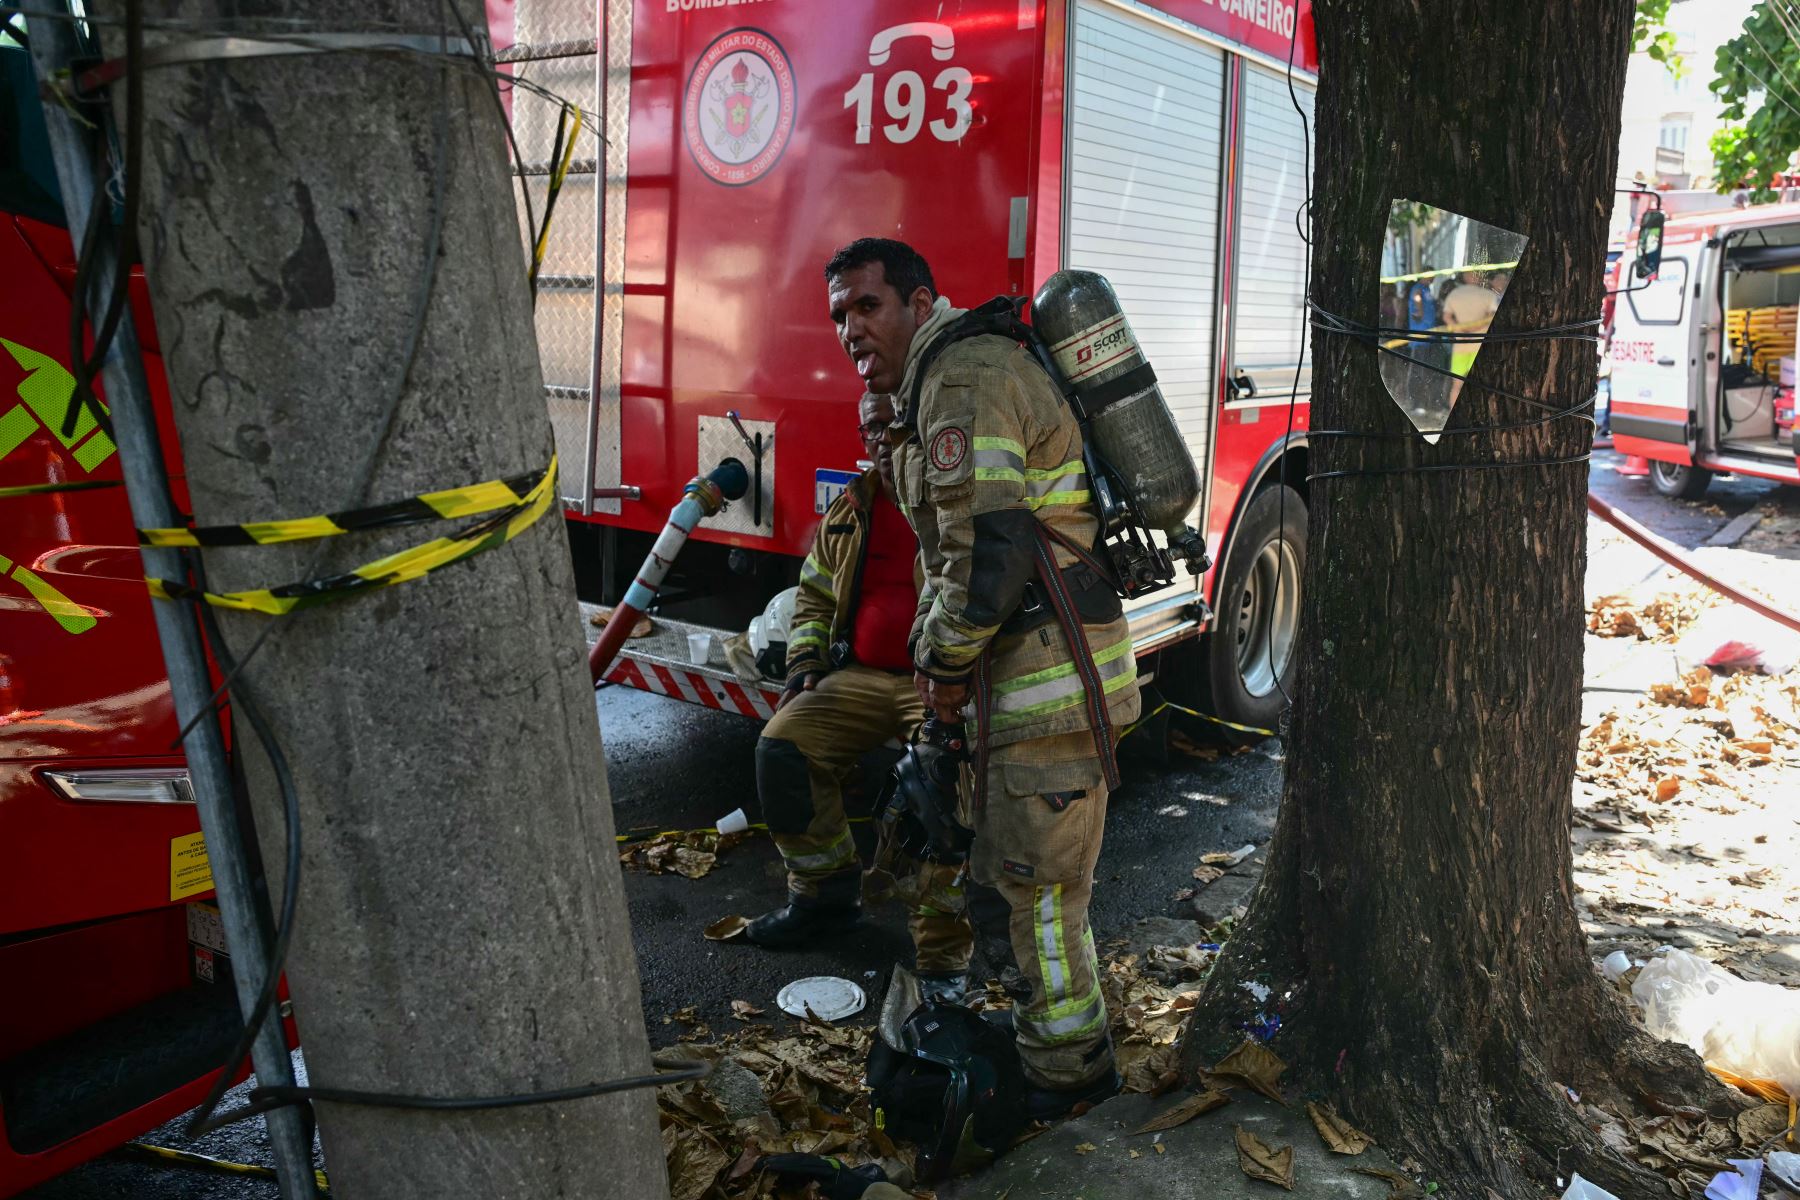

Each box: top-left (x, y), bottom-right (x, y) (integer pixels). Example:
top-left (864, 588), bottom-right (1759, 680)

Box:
top-left (1230, 64), bottom-right (1315, 406)
top-left (1065, 0), bottom-right (1226, 542)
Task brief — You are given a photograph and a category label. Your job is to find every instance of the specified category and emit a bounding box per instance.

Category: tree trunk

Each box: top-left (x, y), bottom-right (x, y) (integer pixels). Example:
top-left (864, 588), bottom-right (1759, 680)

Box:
top-left (1181, 4), bottom-right (1744, 1196)
top-left (118, 3), bottom-right (667, 1195)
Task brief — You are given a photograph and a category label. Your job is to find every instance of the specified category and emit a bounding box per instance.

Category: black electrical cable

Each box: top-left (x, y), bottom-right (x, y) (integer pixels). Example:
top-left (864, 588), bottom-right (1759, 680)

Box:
top-left (183, 552), bottom-right (705, 1141)
top-left (1, 6), bottom-right (27, 47)
top-left (1266, 6), bottom-right (1311, 712)
top-left (59, 0), bottom-right (143, 442)
top-left (181, 549), bottom-right (311, 1149)
top-left (1307, 450), bottom-right (1592, 483)
top-left (167, 19), bottom-right (454, 748)
top-left (82, 3), bottom-right (704, 1146)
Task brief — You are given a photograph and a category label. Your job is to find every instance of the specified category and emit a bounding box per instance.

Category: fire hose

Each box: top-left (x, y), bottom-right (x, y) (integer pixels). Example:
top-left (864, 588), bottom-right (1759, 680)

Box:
top-left (1586, 493), bottom-right (1800, 636)
top-left (588, 458), bottom-right (750, 684)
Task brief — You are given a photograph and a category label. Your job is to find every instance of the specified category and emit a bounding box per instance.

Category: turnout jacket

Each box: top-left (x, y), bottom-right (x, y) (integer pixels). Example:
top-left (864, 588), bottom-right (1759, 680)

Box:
top-left (891, 298), bottom-right (1141, 750)
top-left (784, 467), bottom-right (923, 690)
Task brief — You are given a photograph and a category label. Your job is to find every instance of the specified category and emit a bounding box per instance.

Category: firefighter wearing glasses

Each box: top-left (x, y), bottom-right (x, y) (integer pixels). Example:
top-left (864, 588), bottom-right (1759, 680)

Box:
top-left (745, 392), bottom-right (975, 1001)
top-left (824, 238), bottom-right (1139, 1117)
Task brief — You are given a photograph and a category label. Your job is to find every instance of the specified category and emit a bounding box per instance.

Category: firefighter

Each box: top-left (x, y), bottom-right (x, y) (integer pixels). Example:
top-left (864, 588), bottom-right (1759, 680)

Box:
top-left (822, 238), bottom-right (1140, 1118)
top-left (746, 391), bottom-right (975, 1002)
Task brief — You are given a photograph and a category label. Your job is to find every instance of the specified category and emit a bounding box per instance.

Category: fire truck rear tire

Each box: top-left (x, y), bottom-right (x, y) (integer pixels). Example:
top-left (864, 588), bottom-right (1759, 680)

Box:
top-left (1648, 458), bottom-right (1713, 500)
top-left (1203, 484), bottom-right (1305, 744)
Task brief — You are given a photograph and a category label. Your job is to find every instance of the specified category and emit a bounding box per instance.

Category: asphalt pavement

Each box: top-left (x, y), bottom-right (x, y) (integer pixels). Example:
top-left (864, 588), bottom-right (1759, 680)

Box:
top-left (24, 451), bottom-right (1789, 1199)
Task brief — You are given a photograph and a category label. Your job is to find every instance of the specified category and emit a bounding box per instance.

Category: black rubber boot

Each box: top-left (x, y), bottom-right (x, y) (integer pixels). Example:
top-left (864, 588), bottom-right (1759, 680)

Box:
top-left (1023, 1067), bottom-right (1121, 1123)
top-left (744, 894), bottom-right (863, 948)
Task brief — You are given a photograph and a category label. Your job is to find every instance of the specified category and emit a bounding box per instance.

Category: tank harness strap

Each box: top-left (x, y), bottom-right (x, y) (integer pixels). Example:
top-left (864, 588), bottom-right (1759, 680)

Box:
top-left (974, 647), bottom-right (994, 813)
top-left (1029, 520), bottom-right (1122, 791)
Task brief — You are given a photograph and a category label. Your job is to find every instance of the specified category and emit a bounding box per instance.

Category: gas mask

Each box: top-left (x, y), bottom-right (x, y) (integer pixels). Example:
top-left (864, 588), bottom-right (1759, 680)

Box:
top-left (879, 716), bottom-right (974, 864)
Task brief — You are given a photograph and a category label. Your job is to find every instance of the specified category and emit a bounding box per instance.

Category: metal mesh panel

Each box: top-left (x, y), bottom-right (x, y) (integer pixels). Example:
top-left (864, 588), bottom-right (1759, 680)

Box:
top-left (507, 0), bottom-right (602, 509)
top-left (591, 0), bottom-right (634, 516)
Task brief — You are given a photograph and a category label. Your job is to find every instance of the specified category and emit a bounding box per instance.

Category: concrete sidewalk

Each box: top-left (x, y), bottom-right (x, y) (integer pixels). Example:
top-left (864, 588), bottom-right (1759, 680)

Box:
top-left (939, 1089), bottom-right (1404, 1200)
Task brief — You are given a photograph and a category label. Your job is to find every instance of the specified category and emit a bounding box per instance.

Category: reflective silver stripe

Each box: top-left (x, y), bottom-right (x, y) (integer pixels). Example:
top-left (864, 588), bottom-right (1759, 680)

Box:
top-left (1037, 885), bottom-right (1066, 998)
top-left (781, 827), bottom-right (857, 871)
top-left (1016, 989), bottom-right (1107, 1043)
top-left (992, 637), bottom-right (1135, 719)
top-left (973, 448), bottom-right (1026, 472)
top-left (1026, 470), bottom-right (1088, 503)
top-left (798, 555), bottom-right (834, 599)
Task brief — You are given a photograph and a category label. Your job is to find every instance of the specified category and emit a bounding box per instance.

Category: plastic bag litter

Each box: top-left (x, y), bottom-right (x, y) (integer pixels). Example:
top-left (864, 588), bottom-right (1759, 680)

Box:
top-left (1770, 1151), bottom-right (1800, 1189)
top-left (1674, 606), bottom-right (1800, 676)
top-left (1631, 948), bottom-right (1800, 1095)
top-left (1702, 1158), bottom-right (1762, 1200)
top-left (1561, 1173), bottom-right (1620, 1200)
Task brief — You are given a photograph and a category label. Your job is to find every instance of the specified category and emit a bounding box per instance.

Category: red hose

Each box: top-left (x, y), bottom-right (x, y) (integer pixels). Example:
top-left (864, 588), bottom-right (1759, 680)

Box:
top-left (1586, 493), bottom-right (1800, 635)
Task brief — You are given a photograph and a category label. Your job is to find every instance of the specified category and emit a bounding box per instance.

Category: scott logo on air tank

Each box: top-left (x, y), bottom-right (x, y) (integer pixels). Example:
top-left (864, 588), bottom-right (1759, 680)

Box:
top-left (683, 28), bottom-right (797, 187)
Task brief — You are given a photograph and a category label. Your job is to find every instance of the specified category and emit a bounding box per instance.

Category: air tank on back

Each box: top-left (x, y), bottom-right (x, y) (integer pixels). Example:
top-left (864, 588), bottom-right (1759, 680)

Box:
top-left (1030, 270), bottom-right (1201, 537)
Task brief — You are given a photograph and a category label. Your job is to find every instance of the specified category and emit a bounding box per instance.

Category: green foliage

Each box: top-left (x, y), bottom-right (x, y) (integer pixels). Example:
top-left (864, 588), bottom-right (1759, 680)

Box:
top-left (1711, 2), bottom-right (1800, 197)
top-left (1635, 0), bottom-right (1684, 77)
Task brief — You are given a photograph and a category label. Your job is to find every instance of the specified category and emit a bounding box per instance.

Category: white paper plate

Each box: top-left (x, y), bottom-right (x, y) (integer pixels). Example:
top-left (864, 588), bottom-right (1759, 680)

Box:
top-left (776, 975), bottom-right (867, 1022)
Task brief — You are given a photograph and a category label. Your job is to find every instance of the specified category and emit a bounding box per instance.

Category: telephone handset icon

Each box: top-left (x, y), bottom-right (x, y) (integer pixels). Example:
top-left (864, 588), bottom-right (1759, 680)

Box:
top-left (867, 22), bottom-right (956, 66)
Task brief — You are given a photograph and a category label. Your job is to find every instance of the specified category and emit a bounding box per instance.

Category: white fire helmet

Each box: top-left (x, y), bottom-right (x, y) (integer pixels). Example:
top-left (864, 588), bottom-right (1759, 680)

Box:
top-left (749, 586), bottom-right (799, 657)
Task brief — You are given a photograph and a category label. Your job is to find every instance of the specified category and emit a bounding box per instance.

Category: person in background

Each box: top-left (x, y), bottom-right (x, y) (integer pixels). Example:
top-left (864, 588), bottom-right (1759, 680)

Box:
top-left (1441, 268), bottom-right (1501, 406)
top-left (743, 392), bottom-right (974, 1003)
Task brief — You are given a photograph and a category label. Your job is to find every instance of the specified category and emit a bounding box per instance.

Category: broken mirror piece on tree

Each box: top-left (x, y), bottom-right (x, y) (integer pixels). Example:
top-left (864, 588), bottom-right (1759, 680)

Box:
top-left (1379, 200), bottom-right (1528, 442)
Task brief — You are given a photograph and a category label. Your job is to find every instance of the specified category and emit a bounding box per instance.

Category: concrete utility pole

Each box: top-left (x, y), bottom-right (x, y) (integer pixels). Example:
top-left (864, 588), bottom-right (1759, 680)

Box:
top-left (111, 1), bottom-right (668, 1195)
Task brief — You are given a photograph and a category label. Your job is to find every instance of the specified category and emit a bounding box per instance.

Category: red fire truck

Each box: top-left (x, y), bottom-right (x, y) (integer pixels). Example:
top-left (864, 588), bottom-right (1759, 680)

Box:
top-left (501, 0), bottom-right (1318, 734)
top-left (0, 36), bottom-right (269, 1194)
top-left (2, 0), bottom-right (1315, 1189)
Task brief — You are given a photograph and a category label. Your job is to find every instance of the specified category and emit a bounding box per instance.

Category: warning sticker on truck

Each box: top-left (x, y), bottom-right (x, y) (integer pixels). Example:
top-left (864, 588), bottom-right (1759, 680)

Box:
top-left (814, 468), bottom-right (859, 514)
top-left (169, 831), bottom-right (213, 901)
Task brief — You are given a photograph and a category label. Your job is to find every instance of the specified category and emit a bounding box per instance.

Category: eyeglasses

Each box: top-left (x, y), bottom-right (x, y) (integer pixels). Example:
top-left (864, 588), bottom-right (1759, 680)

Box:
top-left (858, 421), bottom-right (890, 441)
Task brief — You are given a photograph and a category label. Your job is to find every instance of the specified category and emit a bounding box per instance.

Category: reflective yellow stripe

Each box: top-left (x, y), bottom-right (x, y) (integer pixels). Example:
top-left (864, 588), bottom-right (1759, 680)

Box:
top-left (799, 555), bottom-right (834, 599)
top-left (7, 563), bottom-right (97, 635)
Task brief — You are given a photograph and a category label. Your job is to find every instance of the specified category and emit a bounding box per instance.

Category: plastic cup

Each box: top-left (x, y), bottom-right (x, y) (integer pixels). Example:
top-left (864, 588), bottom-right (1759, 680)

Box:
top-left (715, 808), bottom-right (749, 835)
top-left (686, 632), bottom-right (712, 665)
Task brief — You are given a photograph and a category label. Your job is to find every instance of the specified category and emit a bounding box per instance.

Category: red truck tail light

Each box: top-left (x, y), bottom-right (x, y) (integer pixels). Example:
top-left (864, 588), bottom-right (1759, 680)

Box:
top-left (42, 767), bottom-right (194, 804)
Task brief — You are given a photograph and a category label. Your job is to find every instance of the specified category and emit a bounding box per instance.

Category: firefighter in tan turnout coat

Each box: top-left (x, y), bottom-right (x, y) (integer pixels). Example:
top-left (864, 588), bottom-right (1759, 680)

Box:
top-left (824, 238), bottom-right (1139, 1116)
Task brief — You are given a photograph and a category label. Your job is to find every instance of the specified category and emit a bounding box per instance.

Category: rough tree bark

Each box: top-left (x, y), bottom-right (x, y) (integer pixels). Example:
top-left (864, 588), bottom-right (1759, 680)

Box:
top-left (114, 1), bottom-right (667, 1195)
top-left (1182, 3), bottom-right (1745, 1197)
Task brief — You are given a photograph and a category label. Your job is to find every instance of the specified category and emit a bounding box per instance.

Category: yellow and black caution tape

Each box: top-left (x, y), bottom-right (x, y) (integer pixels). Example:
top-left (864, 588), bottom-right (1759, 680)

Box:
top-left (1122, 698), bottom-right (1274, 741)
top-left (529, 102), bottom-right (584, 290)
top-left (0, 478), bottom-right (121, 498)
top-left (123, 1142), bottom-right (331, 1192)
top-left (139, 464), bottom-right (548, 548)
top-left (1380, 259), bottom-right (1520, 285)
top-left (146, 457), bottom-right (556, 615)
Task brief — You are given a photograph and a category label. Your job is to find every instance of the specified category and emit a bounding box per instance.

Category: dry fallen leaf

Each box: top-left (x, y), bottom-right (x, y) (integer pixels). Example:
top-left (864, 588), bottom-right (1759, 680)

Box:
top-left (1234, 1125), bottom-right (1295, 1190)
top-left (1654, 776), bottom-right (1681, 802)
top-left (704, 915), bottom-right (750, 941)
top-left (1154, 1143), bottom-right (1167, 1155)
top-left (1192, 865), bottom-right (1225, 884)
top-left (1352, 1165), bottom-right (1426, 1198)
top-left (1132, 1088), bottom-right (1229, 1134)
top-left (730, 999), bottom-right (765, 1021)
top-left (590, 605), bottom-right (654, 639)
top-left (1201, 851), bottom-right (1236, 866)
top-left (1305, 1100), bottom-right (1373, 1155)
top-left (1074, 1142), bottom-right (1098, 1155)
top-left (1208, 1040), bottom-right (1289, 1105)
top-left (662, 1123), bottom-right (731, 1200)
top-left (1128, 1148), bottom-right (1142, 1159)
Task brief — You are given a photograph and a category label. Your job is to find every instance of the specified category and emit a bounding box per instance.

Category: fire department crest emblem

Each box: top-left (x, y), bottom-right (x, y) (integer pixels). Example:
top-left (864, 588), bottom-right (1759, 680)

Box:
top-left (683, 28), bottom-right (796, 187)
